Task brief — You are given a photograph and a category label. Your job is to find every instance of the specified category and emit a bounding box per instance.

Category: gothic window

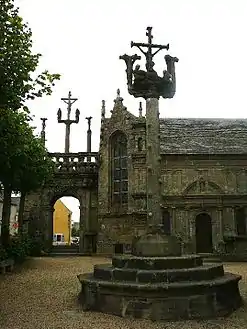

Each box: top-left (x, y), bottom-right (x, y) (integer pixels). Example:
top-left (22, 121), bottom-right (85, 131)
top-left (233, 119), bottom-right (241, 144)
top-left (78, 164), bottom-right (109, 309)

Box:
top-left (111, 132), bottom-right (128, 210)
top-left (236, 207), bottom-right (246, 235)
top-left (162, 209), bottom-right (171, 235)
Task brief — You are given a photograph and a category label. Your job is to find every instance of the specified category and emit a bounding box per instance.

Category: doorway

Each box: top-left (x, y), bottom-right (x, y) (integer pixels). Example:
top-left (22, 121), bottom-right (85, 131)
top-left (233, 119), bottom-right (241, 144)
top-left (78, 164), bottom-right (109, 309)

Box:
top-left (195, 213), bottom-right (213, 253)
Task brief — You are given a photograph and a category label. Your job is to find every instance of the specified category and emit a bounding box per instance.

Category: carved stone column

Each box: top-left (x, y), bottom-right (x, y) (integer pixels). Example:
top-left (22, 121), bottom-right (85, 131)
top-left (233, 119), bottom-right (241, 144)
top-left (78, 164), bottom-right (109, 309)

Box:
top-left (40, 205), bottom-right (53, 251)
top-left (171, 206), bottom-right (176, 233)
top-left (79, 190), bottom-right (91, 254)
top-left (217, 206), bottom-right (224, 240)
top-left (146, 98), bottom-right (162, 228)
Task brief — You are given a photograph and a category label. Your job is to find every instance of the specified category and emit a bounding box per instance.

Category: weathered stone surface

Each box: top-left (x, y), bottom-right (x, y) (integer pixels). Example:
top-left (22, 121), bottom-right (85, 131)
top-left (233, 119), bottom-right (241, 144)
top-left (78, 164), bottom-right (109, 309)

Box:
top-left (78, 261), bottom-right (242, 321)
top-left (112, 254), bottom-right (203, 269)
top-left (93, 263), bottom-right (224, 283)
top-left (133, 233), bottom-right (181, 257)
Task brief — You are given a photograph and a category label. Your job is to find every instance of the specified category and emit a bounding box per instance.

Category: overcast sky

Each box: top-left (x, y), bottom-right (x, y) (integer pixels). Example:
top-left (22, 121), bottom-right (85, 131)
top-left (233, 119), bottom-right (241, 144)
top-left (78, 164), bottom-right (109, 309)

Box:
top-left (16, 0), bottom-right (247, 221)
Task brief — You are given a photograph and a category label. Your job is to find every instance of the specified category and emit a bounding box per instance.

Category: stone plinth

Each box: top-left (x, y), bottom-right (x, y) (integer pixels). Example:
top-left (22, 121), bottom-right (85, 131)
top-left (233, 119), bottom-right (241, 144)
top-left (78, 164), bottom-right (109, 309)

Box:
top-left (133, 233), bottom-right (181, 257)
top-left (77, 254), bottom-right (242, 321)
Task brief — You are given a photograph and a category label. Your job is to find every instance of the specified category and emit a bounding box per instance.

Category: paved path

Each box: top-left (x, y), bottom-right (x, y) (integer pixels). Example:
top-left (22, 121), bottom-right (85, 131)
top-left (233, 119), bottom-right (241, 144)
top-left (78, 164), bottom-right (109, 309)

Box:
top-left (0, 257), bottom-right (247, 329)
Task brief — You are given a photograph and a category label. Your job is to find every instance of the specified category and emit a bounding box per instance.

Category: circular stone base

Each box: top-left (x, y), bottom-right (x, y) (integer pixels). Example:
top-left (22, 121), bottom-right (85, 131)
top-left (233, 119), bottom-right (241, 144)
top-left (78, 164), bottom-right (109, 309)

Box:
top-left (133, 233), bottom-right (181, 257)
top-left (78, 272), bottom-right (242, 321)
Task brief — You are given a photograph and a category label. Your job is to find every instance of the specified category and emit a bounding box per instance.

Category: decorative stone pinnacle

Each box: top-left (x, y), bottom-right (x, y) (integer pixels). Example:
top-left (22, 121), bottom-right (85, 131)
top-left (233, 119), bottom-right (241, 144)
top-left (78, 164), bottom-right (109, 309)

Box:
top-left (40, 117), bottom-right (47, 131)
top-left (101, 100), bottom-right (106, 118)
top-left (86, 116), bottom-right (92, 131)
top-left (114, 88), bottom-right (123, 104)
top-left (139, 102), bottom-right (143, 117)
top-left (40, 117), bottom-right (47, 145)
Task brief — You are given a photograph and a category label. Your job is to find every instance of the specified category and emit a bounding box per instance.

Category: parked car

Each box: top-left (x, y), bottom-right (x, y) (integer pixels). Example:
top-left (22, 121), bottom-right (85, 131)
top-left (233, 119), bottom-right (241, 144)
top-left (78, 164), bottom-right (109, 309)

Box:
top-left (71, 237), bottom-right (80, 246)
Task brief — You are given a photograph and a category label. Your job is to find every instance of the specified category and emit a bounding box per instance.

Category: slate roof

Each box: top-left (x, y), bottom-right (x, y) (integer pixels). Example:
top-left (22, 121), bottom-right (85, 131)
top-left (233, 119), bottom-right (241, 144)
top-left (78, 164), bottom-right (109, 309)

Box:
top-left (160, 118), bottom-right (247, 154)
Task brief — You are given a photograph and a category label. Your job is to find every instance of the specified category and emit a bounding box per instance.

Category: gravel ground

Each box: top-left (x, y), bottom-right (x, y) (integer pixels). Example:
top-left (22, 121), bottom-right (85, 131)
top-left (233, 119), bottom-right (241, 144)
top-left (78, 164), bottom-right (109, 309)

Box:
top-left (0, 257), bottom-right (247, 329)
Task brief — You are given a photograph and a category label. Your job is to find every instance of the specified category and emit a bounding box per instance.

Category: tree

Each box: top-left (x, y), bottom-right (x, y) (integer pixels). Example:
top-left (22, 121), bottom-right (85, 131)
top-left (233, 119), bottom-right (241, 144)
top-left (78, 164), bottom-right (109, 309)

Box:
top-left (0, 109), bottom-right (32, 246)
top-left (0, 109), bottom-right (54, 245)
top-left (16, 136), bottom-right (55, 236)
top-left (71, 226), bottom-right (80, 237)
top-left (0, 0), bottom-right (60, 112)
top-left (0, 0), bottom-right (60, 246)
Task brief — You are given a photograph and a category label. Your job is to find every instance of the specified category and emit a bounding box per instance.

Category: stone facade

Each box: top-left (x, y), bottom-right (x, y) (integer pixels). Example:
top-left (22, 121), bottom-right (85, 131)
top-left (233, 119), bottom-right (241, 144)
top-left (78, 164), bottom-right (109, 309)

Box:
top-left (24, 94), bottom-right (247, 257)
top-left (97, 95), bottom-right (247, 256)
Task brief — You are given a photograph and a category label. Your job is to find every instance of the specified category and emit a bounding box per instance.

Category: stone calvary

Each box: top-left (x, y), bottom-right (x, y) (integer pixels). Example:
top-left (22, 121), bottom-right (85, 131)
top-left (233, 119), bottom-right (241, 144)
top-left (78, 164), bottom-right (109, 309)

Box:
top-left (77, 27), bottom-right (242, 321)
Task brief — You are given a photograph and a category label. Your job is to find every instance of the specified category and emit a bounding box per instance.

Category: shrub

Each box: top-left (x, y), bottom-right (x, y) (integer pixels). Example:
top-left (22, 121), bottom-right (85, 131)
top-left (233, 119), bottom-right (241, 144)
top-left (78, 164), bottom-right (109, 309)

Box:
top-left (6, 234), bottom-right (31, 263)
top-left (29, 236), bottom-right (45, 256)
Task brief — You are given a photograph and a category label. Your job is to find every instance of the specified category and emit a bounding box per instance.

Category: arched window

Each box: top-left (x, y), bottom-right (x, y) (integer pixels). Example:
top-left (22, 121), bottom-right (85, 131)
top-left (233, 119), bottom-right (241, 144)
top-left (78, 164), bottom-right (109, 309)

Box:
top-left (111, 132), bottom-right (128, 211)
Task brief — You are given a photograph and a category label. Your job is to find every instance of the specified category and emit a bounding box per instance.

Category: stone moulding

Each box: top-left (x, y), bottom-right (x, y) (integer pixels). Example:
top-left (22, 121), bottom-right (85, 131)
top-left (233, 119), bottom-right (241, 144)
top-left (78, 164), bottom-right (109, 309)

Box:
top-left (77, 254), bottom-right (242, 321)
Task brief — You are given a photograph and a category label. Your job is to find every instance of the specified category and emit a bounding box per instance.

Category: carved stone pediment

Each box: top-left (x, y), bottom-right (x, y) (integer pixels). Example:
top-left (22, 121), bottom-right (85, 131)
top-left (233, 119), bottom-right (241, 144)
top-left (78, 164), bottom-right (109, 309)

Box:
top-left (183, 179), bottom-right (223, 195)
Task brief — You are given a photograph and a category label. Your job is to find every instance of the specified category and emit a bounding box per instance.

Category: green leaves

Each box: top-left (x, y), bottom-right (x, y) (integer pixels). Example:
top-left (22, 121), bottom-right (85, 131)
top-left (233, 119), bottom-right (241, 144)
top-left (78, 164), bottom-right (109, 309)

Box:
top-left (0, 109), bottom-right (54, 193)
top-left (0, 0), bottom-right (60, 111)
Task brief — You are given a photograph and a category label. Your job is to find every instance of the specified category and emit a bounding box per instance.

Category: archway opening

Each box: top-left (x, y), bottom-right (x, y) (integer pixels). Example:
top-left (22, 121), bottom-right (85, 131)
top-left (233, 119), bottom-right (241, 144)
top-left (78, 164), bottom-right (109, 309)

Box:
top-left (195, 213), bottom-right (213, 253)
top-left (52, 196), bottom-right (80, 247)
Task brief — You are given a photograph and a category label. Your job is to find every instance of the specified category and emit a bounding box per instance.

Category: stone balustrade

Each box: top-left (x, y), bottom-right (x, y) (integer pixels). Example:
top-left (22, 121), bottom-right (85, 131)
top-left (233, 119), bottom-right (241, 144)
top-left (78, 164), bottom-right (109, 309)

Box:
top-left (48, 152), bottom-right (99, 174)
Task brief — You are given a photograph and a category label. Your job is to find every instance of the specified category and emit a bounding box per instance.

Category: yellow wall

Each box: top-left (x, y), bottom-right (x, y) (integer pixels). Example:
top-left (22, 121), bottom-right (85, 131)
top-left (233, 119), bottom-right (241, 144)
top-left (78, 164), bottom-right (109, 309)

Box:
top-left (53, 199), bottom-right (72, 244)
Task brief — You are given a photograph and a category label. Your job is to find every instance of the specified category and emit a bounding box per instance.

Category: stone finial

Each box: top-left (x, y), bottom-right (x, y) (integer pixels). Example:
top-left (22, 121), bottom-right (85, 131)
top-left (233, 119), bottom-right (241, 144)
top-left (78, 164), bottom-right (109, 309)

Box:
top-left (139, 102), bottom-right (143, 117)
top-left (40, 117), bottom-right (47, 145)
top-left (112, 88), bottom-right (126, 113)
top-left (101, 100), bottom-right (106, 119)
top-left (114, 88), bottom-right (123, 104)
top-left (86, 116), bottom-right (92, 131)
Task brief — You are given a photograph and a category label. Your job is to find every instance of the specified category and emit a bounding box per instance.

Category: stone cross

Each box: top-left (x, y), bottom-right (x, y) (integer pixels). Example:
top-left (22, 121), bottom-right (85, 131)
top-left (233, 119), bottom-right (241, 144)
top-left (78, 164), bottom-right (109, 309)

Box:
top-left (121, 27), bottom-right (177, 236)
top-left (40, 117), bottom-right (47, 145)
top-left (57, 91), bottom-right (80, 153)
top-left (131, 26), bottom-right (169, 72)
top-left (86, 116), bottom-right (92, 162)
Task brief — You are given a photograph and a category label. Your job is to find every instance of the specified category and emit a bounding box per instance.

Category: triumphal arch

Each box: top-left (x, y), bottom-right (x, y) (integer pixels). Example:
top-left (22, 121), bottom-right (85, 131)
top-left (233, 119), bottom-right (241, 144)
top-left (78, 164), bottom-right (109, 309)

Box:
top-left (23, 92), bottom-right (98, 253)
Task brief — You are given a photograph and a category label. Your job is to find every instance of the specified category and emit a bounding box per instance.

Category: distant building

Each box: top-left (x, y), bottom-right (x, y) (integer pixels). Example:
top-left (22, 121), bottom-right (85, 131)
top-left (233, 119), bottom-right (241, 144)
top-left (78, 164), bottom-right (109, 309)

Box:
top-left (53, 200), bottom-right (72, 245)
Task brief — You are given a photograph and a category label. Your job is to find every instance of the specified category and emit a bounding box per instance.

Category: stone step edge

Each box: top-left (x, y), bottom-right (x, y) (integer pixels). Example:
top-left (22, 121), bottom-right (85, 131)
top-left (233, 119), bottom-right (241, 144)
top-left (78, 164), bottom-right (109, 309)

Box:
top-left (78, 272), bottom-right (241, 289)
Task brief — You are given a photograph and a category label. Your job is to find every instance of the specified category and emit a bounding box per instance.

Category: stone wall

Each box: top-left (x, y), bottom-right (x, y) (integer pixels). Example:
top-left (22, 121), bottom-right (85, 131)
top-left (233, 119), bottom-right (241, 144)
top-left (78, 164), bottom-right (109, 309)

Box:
top-left (24, 175), bottom-right (98, 252)
top-left (98, 138), bottom-right (247, 254)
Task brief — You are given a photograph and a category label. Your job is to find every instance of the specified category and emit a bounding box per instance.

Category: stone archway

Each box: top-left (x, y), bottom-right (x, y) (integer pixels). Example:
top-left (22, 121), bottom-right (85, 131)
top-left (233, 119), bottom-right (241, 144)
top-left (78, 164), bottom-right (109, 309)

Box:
top-left (195, 213), bottom-right (213, 253)
top-left (47, 190), bottom-right (85, 253)
top-left (50, 194), bottom-right (81, 247)
top-left (23, 152), bottom-right (99, 254)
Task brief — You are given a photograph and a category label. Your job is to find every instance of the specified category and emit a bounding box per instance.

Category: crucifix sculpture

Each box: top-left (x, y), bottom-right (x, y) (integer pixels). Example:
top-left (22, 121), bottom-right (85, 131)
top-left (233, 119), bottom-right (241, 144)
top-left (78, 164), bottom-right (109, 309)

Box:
top-left (131, 26), bottom-right (169, 72)
top-left (120, 26), bottom-right (178, 99)
top-left (120, 27), bottom-right (180, 257)
top-left (57, 91), bottom-right (80, 153)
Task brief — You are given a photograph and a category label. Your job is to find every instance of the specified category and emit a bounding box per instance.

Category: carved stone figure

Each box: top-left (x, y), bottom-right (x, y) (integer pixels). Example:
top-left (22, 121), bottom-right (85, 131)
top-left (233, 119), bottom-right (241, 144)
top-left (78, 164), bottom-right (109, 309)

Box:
top-left (120, 27), bottom-right (178, 99)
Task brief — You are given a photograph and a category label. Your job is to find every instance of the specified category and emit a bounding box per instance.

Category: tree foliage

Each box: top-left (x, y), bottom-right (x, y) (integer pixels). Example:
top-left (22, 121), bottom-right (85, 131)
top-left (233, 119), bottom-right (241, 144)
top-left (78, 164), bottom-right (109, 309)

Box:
top-left (0, 109), bottom-right (54, 191)
top-left (0, 109), bottom-right (55, 244)
top-left (0, 0), bottom-right (60, 112)
top-left (71, 226), bottom-right (80, 237)
top-left (0, 0), bottom-right (61, 246)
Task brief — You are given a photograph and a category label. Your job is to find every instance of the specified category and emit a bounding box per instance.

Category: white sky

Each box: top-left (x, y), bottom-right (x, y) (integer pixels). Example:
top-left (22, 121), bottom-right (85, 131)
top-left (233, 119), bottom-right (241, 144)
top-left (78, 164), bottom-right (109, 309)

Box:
top-left (16, 0), bottom-right (247, 221)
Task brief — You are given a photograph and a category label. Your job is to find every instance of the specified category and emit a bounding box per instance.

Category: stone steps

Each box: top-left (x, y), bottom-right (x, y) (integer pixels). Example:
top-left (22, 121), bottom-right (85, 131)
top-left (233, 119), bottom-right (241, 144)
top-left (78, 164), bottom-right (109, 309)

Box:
top-left (77, 253), bottom-right (242, 321)
top-left (49, 245), bottom-right (80, 257)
